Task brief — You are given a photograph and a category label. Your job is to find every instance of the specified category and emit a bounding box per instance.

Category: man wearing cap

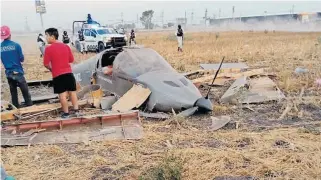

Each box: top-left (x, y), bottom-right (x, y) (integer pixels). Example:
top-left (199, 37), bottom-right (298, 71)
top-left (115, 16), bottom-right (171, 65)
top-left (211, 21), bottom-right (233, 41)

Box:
top-left (0, 26), bottom-right (32, 108)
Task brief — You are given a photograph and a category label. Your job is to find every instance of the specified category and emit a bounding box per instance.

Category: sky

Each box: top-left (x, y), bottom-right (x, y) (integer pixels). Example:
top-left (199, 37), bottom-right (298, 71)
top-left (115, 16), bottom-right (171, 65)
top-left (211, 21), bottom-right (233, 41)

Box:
top-left (1, 0), bottom-right (321, 31)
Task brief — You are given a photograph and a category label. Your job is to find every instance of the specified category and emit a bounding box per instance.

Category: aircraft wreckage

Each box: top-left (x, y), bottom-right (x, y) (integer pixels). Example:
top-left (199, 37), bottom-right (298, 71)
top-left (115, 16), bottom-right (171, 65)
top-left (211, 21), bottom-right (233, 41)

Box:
top-left (72, 46), bottom-right (213, 113)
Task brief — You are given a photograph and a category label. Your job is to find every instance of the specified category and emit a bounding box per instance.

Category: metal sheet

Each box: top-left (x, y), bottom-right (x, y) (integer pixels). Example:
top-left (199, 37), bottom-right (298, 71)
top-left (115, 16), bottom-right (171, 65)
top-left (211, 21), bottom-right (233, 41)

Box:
top-left (1, 111), bottom-right (142, 146)
top-left (200, 63), bottom-right (248, 70)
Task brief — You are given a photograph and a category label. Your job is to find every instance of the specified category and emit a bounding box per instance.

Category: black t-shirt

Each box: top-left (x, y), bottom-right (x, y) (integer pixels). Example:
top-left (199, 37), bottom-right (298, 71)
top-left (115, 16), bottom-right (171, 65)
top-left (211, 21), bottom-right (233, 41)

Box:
top-left (62, 35), bottom-right (70, 43)
top-left (177, 28), bottom-right (183, 36)
top-left (78, 33), bottom-right (84, 41)
top-left (130, 32), bottom-right (135, 38)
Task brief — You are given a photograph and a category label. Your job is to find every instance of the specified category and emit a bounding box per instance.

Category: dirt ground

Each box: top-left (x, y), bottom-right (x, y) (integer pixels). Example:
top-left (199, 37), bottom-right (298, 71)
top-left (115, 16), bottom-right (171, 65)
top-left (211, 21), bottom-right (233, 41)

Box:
top-left (1, 31), bottom-right (321, 180)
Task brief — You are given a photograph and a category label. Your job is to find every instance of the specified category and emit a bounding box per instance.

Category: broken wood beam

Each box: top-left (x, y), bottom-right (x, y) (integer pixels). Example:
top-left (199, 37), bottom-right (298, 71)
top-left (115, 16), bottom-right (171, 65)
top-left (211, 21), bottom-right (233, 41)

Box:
top-left (1, 99), bottom-right (88, 121)
top-left (192, 68), bottom-right (272, 86)
top-left (2, 111), bottom-right (139, 132)
top-left (112, 84), bottom-right (151, 112)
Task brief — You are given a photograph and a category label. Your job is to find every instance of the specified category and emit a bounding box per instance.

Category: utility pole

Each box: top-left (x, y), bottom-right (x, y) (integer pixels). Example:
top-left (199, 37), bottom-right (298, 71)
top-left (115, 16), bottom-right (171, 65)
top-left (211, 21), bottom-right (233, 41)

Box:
top-left (185, 10), bottom-right (187, 27)
top-left (137, 14), bottom-right (139, 24)
top-left (291, 5), bottom-right (295, 16)
top-left (40, 13), bottom-right (44, 29)
top-left (232, 6), bottom-right (235, 22)
top-left (219, 8), bottom-right (221, 19)
top-left (204, 8), bottom-right (208, 26)
top-left (35, 0), bottom-right (46, 31)
top-left (191, 10), bottom-right (194, 25)
top-left (25, 16), bottom-right (31, 32)
top-left (161, 11), bottom-right (164, 27)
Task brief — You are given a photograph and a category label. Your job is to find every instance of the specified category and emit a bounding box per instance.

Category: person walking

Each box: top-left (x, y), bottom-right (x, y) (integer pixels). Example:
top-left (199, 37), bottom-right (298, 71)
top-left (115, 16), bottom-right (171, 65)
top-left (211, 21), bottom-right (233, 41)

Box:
top-left (0, 25), bottom-right (33, 108)
top-left (129, 29), bottom-right (136, 45)
top-left (176, 25), bottom-right (184, 52)
top-left (37, 33), bottom-right (46, 57)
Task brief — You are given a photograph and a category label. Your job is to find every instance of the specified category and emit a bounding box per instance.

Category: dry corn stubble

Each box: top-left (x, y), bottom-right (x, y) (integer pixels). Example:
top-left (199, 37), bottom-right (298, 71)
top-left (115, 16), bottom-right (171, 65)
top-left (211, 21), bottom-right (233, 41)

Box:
top-left (1, 31), bottom-right (321, 180)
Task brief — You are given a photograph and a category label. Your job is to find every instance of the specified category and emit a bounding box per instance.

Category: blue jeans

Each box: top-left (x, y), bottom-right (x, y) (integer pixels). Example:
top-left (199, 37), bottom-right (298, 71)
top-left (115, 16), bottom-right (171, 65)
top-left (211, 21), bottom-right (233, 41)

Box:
top-left (6, 73), bottom-right (33, 108)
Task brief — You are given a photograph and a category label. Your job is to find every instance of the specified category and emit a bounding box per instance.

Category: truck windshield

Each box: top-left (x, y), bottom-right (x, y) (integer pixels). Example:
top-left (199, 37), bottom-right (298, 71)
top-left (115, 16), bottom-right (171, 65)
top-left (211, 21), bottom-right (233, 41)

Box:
top-left (97, 29), bottom-right (117, 35)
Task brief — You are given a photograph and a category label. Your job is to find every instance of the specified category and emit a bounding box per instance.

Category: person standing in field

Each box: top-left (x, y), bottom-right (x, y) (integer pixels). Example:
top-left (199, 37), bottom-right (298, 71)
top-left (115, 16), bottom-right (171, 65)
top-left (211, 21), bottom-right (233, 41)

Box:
top-left (37, 33), bottom-right (46, 57)
top-left (176, 24), bottom-right (184, 52)
top-left (0, 25), bottom-right (33, 108)
top-left (43, 28), bottom-right (80, 118)
top-left (78, 30), bottom-right (86, 54)
top-left (129, 29), bottom-right (136, 45)
top-left (62, 31), bottom-right (70, 48)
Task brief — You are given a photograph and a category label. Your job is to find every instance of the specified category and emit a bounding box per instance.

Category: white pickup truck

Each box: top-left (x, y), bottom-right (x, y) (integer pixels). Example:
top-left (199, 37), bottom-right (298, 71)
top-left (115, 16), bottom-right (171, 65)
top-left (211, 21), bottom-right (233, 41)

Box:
top-left (73, 23), bottom-right (127, 53)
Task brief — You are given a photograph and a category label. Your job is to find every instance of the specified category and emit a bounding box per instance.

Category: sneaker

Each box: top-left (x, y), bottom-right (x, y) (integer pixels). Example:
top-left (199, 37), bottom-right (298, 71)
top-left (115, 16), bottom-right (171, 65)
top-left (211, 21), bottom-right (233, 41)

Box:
top-left (71, 109), bottom-right (83, 117)
top-left (61, 113), bottom-right (70, 119)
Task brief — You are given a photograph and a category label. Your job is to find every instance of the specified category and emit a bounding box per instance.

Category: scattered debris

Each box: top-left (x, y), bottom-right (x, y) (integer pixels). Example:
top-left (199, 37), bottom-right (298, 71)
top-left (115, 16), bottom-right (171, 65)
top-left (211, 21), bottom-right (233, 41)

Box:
top-left (191, 68), bottom-right (270, 87)
top-left (77, 85), bottom-right (103, 108)
top-left (112, 84), bottom-right (151, 112)
top-left (210, 116), bottom-right (232, 131)
top-left (1, 101), bottom-right (19, 121)
top-left (1, 111), bottom-right (142, 146)
top-left (294, 67), bottom-right (308, 74)
top-left (0, 100), bottom-right (88, 121)
top-left (181, 69), bottom-right (203, 77)
top-left (200, 63), bottom-right (248, 71)
top-left (22, 94), bottom-right (58, 104)
top-left (177, 107), bottom-right (199, 117)
top-left (221, 76), bottom-right (285, 104)
top-left (139, 111), bottom-right (170, 120)
top-left (100, 96), bottom-right (117, 110)
top-left (192, 76), bottom-right (232, 87)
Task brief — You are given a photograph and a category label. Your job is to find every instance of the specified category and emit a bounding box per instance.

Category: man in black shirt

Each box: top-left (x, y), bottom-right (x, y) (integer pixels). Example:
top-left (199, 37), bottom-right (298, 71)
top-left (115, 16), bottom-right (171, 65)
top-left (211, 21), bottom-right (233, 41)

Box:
top-left (62, 31), bottom-right (70, 47)
top-left (129, 29), bottom-right (136, 45)
top-left (176, 25), bottom-right (184, 52)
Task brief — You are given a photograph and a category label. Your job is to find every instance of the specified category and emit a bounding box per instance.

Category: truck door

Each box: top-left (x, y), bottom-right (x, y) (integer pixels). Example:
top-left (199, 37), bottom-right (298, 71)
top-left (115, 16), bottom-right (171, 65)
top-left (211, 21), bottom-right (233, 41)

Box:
top-left (84, 29), bottom-right (96, 51)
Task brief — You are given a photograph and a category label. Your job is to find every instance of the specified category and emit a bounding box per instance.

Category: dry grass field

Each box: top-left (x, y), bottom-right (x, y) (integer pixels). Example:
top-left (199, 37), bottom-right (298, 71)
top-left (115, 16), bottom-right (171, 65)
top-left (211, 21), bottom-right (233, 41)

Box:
top-left (1, 31), bottom-right (321, 180)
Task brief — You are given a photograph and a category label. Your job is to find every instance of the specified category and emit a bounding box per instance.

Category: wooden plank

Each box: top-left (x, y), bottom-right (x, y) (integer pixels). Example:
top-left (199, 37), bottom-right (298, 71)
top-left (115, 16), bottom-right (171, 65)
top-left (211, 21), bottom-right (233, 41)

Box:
top-left (20, 99), bottom-right (88, 114)
top-left (112, 84), bottom-right (151, 112)
top-left (192, 76), bottom-right (232, 85)
top-left (220, 76), bottom-right (247, 104)
top-left (220, 76), bottom-right (285, 104)
top-left (191, 68), bottom-right (266, 85)
top-left (1, 100), bottom-right (88, 121)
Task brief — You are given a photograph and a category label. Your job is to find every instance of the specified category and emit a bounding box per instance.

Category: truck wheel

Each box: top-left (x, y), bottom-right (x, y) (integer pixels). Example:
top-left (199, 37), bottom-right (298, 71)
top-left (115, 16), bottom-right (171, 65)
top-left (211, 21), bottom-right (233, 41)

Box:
top-left (98, 42), bottom-right (105, 52)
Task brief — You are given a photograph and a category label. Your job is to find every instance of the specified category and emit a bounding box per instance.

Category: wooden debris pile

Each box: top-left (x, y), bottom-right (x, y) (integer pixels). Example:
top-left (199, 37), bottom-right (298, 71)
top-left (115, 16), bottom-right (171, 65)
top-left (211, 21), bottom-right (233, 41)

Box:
top-left (184, 62), bottom-right (284, 104)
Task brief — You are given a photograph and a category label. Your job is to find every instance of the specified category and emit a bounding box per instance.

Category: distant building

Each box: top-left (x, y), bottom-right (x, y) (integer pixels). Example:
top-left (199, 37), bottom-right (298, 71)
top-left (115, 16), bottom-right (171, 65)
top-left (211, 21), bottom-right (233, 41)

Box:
top-left (176, 18), bottom-right (187, 26)
top-left (209, 12), bottom-right (321, 25)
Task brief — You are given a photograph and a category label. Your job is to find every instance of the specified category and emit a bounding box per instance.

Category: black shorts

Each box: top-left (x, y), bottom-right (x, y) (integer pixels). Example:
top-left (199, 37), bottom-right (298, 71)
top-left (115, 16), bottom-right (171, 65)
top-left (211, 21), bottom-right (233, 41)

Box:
top-left (53, 73), bottom-right (76, 94)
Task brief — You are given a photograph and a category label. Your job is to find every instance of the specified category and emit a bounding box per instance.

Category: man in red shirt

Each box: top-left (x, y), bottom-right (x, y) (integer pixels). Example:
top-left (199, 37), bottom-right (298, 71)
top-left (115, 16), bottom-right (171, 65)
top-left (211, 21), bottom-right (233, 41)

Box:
top-left (44, 28), bottom-right (79, 118)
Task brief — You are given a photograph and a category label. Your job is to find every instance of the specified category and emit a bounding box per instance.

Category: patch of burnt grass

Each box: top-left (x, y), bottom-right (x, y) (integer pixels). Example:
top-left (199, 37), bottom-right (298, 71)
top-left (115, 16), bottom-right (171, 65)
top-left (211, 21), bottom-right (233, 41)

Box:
top-left (139, 154), bottom-right (184, 180)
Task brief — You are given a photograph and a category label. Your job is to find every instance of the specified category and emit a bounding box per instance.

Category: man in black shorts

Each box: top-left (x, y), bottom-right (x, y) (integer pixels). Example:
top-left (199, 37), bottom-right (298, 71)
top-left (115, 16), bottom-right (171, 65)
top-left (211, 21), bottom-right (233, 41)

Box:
top-left (43, 28), bottom-right (80, 118)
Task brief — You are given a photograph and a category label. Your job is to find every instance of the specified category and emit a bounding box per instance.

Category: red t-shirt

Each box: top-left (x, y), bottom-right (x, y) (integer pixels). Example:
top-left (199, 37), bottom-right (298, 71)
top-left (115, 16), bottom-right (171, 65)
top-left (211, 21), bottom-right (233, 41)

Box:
top-left (43, 42), bottom-right (74, 78)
